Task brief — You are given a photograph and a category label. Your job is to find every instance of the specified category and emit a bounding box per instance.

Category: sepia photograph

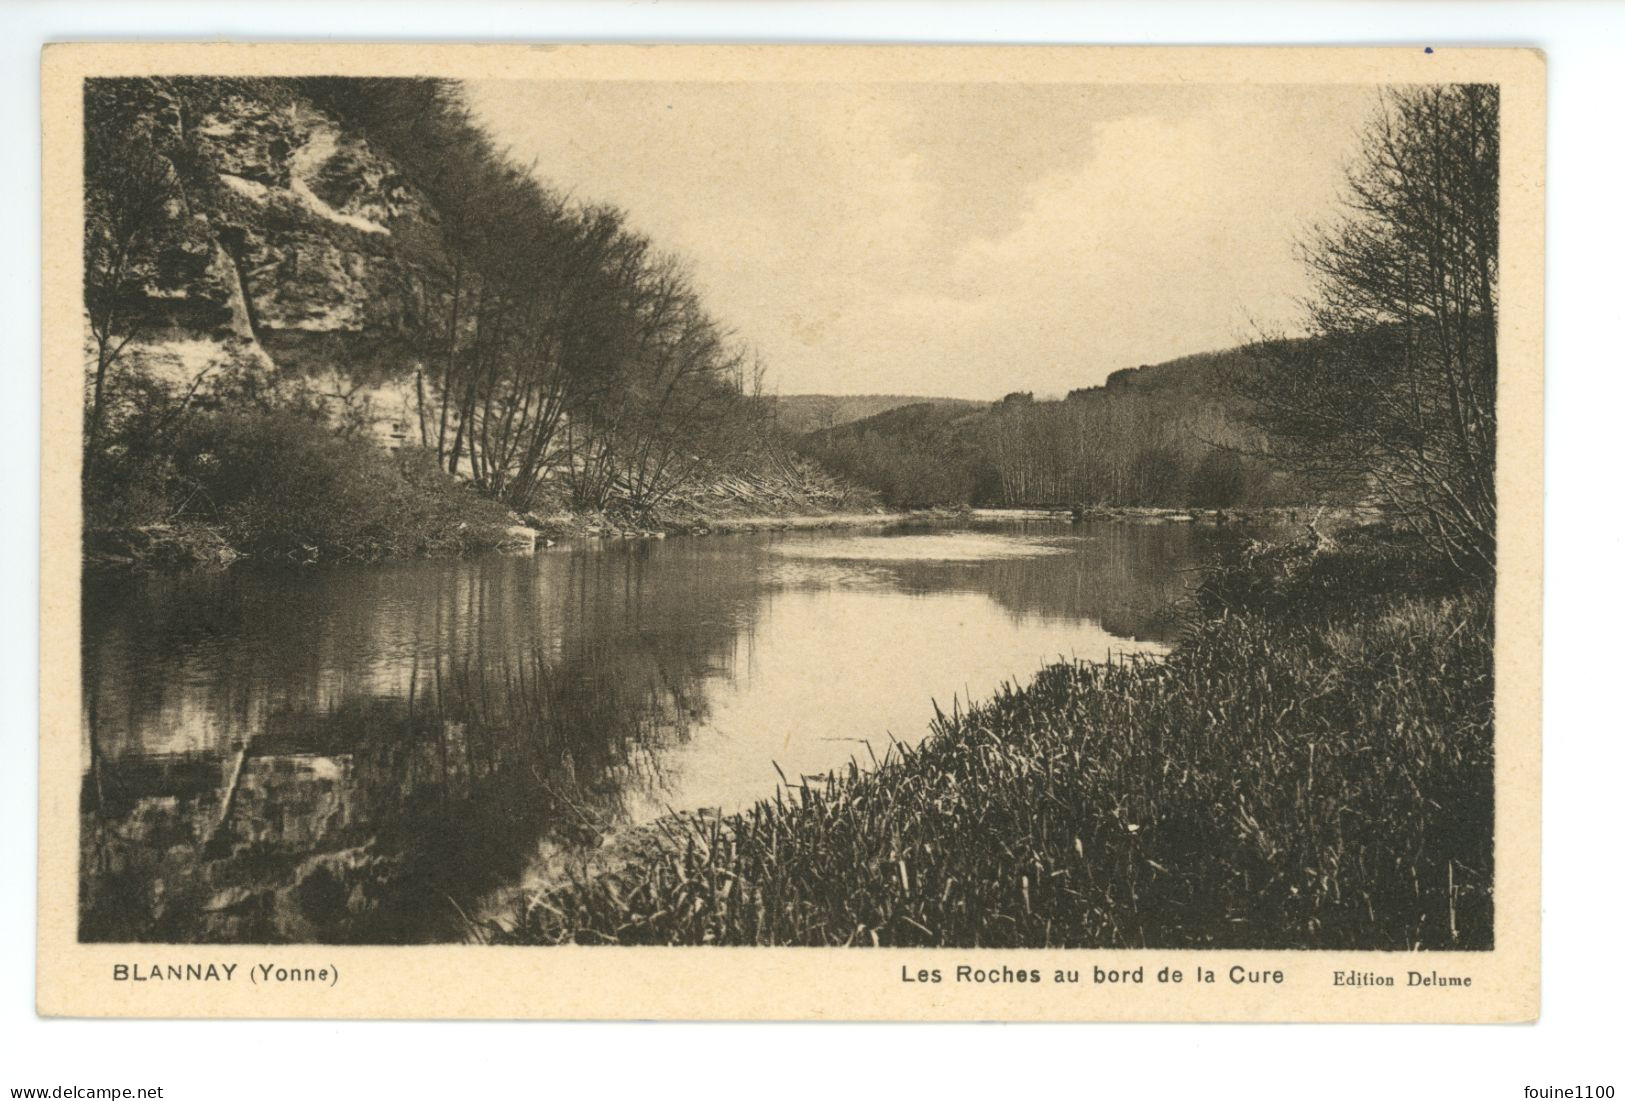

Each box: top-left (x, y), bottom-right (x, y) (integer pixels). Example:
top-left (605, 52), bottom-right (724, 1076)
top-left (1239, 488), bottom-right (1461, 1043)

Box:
top-left (36, 42), bottom-right (1544, 1022)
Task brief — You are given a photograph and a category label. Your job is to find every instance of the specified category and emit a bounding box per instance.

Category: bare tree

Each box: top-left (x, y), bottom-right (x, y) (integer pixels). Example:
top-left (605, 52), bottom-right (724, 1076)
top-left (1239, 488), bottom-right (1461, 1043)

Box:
top-left (83, 127), bottom-right (175, 454)
top-left (1244, 85), bottom-right (1498, 573)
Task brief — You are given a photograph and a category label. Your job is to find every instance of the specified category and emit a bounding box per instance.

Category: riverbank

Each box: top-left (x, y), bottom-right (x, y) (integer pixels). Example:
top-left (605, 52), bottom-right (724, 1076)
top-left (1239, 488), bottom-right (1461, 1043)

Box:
top-left (83, 499), bottom-right (939, 570)
top-left (522, 504), bottom-right (961, 542)
top-left (523, 502), bottom-right (1369, 545)
top-left (968, 504), bottom-right (1381, 527)
top-left (82, 438), bottom-right (889, 571)
top-left (491, 525), bottom-right (1492, 949)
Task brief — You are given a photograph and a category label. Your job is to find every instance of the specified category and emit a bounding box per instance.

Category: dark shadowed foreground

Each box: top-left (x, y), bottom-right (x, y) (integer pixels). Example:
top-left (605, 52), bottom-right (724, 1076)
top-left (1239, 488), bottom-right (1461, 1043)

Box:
top-left (498, 530), bottom-right (1492, 950)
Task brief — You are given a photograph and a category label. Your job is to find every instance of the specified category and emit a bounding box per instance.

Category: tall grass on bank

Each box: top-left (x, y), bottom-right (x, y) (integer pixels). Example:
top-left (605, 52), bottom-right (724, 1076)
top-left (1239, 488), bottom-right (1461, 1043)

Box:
top-left (497, 531), bottom-right (1493, 949)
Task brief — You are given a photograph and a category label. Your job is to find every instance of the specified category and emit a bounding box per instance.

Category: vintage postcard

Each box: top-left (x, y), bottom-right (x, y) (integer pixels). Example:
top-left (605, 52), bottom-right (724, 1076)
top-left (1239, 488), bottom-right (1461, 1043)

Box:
top-left (38, 43), bottom-right (1543, 1021)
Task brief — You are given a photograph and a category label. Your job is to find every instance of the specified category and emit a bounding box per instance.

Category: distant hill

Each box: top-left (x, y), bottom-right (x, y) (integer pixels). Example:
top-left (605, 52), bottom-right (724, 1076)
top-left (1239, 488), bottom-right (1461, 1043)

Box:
top-left (769, 394), bottom-right (987, 435)
top-left (797, 346), bottom-right (1315, 509)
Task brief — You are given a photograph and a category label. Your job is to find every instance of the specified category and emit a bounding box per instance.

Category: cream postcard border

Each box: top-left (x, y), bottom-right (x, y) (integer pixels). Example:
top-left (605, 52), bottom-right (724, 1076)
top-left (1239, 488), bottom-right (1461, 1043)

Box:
top-left (38, 43), bottom-right (1545, 1022)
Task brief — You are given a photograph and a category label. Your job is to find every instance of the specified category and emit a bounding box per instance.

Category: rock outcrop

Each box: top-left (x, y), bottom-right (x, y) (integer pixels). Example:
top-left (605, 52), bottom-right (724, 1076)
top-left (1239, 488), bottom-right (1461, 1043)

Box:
top-left (89, 77), bottom-right (437, 443)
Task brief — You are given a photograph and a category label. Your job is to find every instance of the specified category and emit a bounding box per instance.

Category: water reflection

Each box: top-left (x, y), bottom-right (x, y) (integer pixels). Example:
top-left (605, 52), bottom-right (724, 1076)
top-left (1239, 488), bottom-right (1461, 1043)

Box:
top-left (80, 520), bottom-right (1235, 943)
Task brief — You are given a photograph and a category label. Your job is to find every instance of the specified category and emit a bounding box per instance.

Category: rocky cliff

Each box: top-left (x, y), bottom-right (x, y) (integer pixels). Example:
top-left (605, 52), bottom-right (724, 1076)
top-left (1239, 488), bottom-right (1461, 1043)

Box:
top-left (88, 77), bottom-right (437, 443)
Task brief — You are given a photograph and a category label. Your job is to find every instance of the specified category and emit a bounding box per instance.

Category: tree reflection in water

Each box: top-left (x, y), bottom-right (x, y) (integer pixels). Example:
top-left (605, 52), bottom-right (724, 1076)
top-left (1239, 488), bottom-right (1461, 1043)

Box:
top-left (80, 521), bottom-right (1241, 944)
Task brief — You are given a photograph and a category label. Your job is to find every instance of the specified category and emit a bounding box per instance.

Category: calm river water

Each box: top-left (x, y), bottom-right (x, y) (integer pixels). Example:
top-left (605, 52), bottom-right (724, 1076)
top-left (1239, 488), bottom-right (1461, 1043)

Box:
top-left (80, 518), bottom-right (1238, 943)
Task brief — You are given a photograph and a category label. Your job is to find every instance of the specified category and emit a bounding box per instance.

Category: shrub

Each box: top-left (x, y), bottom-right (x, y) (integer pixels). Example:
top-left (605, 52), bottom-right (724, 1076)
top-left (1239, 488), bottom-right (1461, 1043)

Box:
top-left (1194, 525), bottom-right (1466, 623)
top-left (1188, 450), bottom-right (1248, 508)
top-left (87, 408), bottom-right (514, 564)
top-left (180, 411), bottom-right (513, 560)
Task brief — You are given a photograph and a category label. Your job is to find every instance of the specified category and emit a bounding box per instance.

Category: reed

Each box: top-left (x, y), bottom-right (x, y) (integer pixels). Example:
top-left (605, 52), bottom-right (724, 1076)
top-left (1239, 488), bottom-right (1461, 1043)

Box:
top-left (496, 530), bottom-right (1494, 949)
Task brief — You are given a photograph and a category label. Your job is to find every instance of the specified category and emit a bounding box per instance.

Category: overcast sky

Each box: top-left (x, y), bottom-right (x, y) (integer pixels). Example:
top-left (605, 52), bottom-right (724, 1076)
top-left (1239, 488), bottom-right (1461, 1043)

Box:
top-left (467, 81), bottom-right (1380, 400)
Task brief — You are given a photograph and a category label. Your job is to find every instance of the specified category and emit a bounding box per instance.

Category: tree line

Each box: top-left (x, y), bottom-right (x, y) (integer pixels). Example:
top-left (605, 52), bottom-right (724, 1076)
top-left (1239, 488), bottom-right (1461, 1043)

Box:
top-left (800, 360), bottom-right (1293, 510)
top-left (980, 383), bottom-right (1273, 508)
top-left (301, 78), bottom-right (772, 515)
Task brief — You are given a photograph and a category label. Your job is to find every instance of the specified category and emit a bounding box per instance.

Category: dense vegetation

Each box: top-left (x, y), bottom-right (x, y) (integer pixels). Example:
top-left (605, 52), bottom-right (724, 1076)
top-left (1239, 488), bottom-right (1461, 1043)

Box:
top-left (768, 393), bottom-right (987, 436)
top-left (796, 401), bottom-right (1000, 506)
top-left (300, 78), bottom-right (779, 514)
top-left (798, 349), bottom-right (1305, 510)
top-left (496, 528), bottom-right (1491, 948)
top-left (85, 407), bottom-right (517, 567)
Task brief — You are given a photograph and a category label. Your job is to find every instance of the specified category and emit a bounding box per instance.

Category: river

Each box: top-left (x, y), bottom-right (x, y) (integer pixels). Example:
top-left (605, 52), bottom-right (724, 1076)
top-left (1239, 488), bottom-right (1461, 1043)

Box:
top-left (79, 517), bottom-right (1240, 943)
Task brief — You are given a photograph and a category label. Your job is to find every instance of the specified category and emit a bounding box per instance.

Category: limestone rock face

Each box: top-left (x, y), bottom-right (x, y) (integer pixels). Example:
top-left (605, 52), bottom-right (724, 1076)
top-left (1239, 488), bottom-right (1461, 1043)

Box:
top-left (194, 97), bottom-right (430, 338)
top-left (92, 78), bottom-right (444, 433)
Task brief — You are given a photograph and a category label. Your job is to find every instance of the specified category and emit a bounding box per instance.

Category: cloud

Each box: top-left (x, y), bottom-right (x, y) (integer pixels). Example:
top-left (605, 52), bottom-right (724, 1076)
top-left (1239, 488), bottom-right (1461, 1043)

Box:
top-left (467, 81), bottom-right (1378, 399)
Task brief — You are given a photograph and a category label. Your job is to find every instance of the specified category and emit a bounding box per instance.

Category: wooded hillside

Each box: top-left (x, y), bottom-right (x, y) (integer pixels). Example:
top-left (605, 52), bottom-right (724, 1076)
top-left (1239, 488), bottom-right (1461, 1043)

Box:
top-left (797, 345), bottom-right (1313, 509)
